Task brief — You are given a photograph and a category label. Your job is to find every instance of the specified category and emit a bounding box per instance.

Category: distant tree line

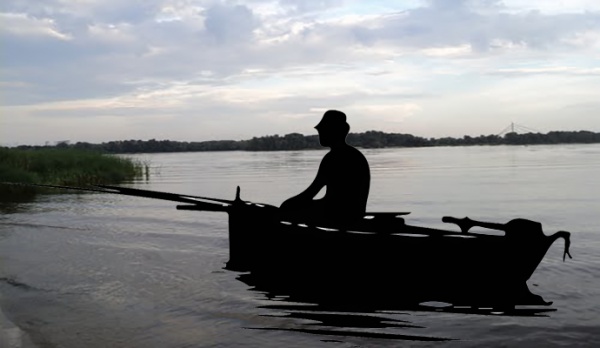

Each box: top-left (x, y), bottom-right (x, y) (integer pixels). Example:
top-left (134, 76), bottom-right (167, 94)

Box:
top-left (9, 130), bottom-right (600, 154)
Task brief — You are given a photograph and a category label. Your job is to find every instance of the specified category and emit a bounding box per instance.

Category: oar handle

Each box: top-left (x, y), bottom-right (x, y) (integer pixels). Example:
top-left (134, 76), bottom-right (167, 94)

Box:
top-left (442, 216), bottom-right (506, 234)
top-left (176, 203), bottom-right (229, 212)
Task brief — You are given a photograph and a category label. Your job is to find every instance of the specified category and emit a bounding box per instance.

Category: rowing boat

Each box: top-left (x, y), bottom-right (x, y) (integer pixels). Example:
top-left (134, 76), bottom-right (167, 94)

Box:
top-left (176, 186), bottom-right (572, 307)
top-left (4, 182), bottom-right (572, 307)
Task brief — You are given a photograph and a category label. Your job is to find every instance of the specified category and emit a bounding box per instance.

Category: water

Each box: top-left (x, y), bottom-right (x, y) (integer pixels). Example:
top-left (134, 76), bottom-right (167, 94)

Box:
top-left (1, 145), bottom-right (599, 347)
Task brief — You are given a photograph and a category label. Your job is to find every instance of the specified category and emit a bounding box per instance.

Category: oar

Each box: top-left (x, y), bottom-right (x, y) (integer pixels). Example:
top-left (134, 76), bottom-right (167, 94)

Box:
top-left (176, 204), bottom-right (229, 212)
top-left (442, 216), bottom-right (506, 234)
top-left (1, 182), bottom-right (113, 194)
top-left (442, 216), bottom-right (559, 236)
top-left (443, 215), bottom-right (573, 261)
top-left (94, 184), bottom-right (233, 204)
top-left (1, 182), bottom-right (231, 210)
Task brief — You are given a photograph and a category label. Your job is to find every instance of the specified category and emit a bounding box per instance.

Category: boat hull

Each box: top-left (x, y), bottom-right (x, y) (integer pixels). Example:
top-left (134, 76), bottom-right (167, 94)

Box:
top-left (225, 202), bottom-right (567, 306)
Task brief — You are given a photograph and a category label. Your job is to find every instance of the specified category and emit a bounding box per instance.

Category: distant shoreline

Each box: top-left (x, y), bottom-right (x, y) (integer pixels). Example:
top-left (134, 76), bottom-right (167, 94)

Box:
top-left (5, 130), bottom-right (600, 154)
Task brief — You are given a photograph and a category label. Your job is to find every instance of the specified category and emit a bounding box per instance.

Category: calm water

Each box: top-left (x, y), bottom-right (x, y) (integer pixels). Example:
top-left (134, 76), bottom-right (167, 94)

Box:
top-left (1, 145), bottom-right (599, 347)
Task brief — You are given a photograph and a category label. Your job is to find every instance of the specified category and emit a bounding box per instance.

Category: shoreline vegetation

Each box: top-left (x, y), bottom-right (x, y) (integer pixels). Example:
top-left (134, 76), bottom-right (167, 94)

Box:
top-left (7, 130), bottom-right (600, 153)
top-left (0, 130), bottom-right (597, 199)
top-left (1, 130), bottom-right (597, 192)
top-left (0, 148), bottom-right (146, 190)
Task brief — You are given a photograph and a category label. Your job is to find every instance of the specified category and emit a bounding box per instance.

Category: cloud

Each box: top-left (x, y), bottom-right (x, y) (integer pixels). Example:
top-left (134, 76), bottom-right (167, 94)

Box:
top-left (0, 12), bottom-right (72, 40)
top-left (349, 103), bottom-right (423, 123)
top-left (355, 1), bottom-right (600, 52)
top-left (490, 66), bottom-right (600, 76)
top-left (86, 22), bottom-right (137, 44)
top-left (421, 44), bottom-right (473, 57)
top-left (204, 3), bottom-right (258, 43)
top-left (1, 0), bottom-right (599, 145)
top-left (278, 0), bottom-right (344, 13)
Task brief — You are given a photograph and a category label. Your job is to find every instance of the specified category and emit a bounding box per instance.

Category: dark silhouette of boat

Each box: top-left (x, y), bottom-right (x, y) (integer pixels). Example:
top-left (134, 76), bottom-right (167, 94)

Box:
top-left (174, 186), bottom-right (571, 308)
top-left (4, 183), bottom-right (572, 308)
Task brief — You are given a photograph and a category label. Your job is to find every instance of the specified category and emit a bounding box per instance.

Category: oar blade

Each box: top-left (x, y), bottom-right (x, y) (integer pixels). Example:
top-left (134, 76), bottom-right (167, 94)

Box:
top-left (1, 182), bottom-right (110, 194)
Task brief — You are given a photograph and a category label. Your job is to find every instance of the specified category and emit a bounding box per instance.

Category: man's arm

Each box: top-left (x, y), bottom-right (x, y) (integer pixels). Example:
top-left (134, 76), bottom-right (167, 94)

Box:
top-left (280, 157), bottom-right (328, 208)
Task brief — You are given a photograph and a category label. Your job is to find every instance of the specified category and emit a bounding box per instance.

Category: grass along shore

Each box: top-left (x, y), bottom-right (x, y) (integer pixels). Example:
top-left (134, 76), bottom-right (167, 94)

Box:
top-left (0, 147), bottom-right (147, 189)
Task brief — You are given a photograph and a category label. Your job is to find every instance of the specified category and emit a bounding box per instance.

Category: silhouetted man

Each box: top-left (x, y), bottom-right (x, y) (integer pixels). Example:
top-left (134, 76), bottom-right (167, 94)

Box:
top-left (280, 110), bottom-right (370, 223)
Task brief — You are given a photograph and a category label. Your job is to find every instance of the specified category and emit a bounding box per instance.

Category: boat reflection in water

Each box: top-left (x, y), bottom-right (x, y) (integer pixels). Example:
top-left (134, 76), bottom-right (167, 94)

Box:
top-left (235, 270), bottom-right (558, 343)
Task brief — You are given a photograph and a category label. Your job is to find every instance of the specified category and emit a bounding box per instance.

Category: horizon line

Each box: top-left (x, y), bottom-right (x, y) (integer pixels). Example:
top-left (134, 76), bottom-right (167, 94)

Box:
top-left (3, 128), bottom-right (600, 148)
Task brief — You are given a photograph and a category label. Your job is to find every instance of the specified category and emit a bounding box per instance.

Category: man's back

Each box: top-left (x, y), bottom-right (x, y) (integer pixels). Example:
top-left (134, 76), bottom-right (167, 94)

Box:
top-left (320, 144), bottom-right (370, 219)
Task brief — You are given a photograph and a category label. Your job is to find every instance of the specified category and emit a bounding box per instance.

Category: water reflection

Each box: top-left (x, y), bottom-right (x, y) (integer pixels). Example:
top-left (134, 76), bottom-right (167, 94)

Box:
top-left (0, 190), bottom-right (37, 214)
top-left (235, 272), bottom-right (557, 343)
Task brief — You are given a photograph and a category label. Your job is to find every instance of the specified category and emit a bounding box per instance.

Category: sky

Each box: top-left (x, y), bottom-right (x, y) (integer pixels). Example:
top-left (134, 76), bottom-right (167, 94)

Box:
top-left (1, 0), bottom-right (599, 146)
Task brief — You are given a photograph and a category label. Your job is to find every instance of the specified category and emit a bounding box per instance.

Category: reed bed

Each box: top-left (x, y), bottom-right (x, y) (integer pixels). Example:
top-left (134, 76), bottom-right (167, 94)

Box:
top-left (0, 147), bottom-right (145, 189)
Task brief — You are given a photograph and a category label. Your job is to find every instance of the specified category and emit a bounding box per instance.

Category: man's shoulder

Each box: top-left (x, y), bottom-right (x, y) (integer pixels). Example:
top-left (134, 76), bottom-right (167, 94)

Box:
top-left (329, 145), bottom-right (369, 165)
top-left (346, 145), bottom-right (368, 161)
top-left (349, 145), bottom-right (366, 156)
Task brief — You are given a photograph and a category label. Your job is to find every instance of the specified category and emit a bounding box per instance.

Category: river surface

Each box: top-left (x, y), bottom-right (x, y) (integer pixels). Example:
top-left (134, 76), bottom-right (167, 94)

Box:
top-left (1, 145), bottom-right (599, 347)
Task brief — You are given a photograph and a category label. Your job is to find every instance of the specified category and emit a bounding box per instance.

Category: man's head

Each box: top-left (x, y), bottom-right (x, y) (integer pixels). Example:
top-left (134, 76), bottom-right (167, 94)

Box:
top-left (315, 110), bottom-right (350, 147)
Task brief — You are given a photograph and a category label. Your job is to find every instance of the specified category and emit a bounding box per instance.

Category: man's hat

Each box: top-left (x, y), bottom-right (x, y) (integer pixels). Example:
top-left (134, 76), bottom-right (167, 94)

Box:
top-left (315, 110), bottom-right (348, 129)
